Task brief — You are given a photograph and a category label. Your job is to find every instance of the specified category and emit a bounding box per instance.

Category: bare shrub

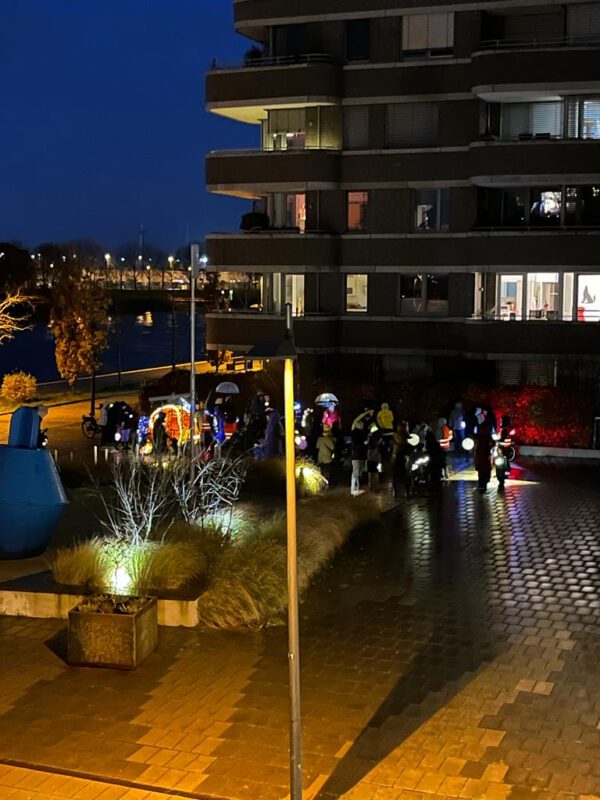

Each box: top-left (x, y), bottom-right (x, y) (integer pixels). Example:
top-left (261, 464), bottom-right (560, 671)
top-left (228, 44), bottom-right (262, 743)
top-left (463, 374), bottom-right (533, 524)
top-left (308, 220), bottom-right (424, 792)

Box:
top-left (169, 456), bottom-right (246, 531)
top-left (98, 460), bottom-right (174, 546)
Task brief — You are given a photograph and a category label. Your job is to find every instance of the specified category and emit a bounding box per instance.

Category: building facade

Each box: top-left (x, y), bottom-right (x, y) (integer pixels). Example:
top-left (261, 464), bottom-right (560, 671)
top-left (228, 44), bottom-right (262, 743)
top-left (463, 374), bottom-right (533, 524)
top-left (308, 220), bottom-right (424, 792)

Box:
top-left (205, 0), bottom-right (600, 385)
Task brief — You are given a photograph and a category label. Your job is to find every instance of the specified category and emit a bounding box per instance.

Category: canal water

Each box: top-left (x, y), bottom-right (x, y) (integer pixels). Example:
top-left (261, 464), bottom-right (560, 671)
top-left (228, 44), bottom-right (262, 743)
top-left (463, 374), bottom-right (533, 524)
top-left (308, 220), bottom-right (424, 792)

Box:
top-left (0, 311), bottom-right (206, 383)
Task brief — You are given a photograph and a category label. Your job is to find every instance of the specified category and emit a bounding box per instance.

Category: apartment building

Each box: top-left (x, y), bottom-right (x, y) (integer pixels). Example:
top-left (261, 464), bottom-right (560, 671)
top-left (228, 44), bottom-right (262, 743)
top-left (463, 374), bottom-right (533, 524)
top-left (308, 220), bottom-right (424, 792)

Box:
top-left (205, 0), bottom-right (600, 385)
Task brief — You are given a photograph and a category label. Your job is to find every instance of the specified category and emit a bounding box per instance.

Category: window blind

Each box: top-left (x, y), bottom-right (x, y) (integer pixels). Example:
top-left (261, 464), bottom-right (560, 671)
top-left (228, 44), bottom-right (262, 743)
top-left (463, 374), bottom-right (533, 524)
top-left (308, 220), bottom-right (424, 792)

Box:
top-left (386, 103), bottom-right (439, 147)
top-left (501, 102), bottom-right (562, 138)
top-left (567, 3), bottom-right (600, 38)
top-left (343, 106), bottom-right (370, 150)
top-left (402, 13), bottom-right (454, 51)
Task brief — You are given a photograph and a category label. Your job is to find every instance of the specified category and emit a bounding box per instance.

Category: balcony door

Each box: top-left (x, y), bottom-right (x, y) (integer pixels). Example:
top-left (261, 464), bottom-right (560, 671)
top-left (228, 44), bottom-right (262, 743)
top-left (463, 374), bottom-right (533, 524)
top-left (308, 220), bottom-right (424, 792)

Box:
top-left (498, 275), bottom-right (523, 320)
top-left (285, 274), bottom-right (305, 317)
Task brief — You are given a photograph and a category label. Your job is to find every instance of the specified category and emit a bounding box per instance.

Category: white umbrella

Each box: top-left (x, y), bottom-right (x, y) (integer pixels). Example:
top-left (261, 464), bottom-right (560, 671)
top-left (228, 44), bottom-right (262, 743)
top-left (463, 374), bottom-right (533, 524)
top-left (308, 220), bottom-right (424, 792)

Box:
top-left (314, 392), bottom-right (339, 406)
top-left (215, 381), bottom-right (240, 395)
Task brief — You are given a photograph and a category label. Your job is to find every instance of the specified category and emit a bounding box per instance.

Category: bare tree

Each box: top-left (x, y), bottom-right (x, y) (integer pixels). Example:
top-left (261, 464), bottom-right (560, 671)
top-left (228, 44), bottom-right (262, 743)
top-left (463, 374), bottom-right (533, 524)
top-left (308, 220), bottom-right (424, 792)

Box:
top-left (96, 455), bottom-right (246, 547)
top-left (0, 289), bottom-right (35, 344)
top-left (169, 456), bottom-right (246, 530)
top-left (98, 460), bottom-right (173, 547)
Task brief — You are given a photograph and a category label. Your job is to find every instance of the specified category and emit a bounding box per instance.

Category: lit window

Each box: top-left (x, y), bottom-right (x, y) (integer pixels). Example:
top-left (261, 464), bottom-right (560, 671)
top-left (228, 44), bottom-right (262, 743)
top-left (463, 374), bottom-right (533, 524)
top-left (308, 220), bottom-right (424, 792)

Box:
top-left (577, 274), bottom-right (600, 322)
top-left (499, 275), bottom-right (523, 320)
top-left (346, 274), bottom-right (368, 312)
top-left (347, 192), bottom-right (368, 231)
top-left (286, 194), bottom-right (306, 232)
top-left (402, 12), bottom-right (454, 56)
top-left (563, 273), bottom-right (574, 321)
top-left (285, 274), bottom-right (305, 317)
top-left (414, 189), bottom-right (450, 231)
top-left (265, 108), bottom-right (306, 151)
top-left (530, 189), bottom-right (561, 225)
top-left (526, 273), bottom-right (559, 320)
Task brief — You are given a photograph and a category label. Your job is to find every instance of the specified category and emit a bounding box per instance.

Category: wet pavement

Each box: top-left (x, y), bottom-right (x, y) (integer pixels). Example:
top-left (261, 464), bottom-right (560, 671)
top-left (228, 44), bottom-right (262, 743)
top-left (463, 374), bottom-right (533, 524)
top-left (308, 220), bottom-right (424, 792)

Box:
top-left (0, 460), bottom-right (599, 800)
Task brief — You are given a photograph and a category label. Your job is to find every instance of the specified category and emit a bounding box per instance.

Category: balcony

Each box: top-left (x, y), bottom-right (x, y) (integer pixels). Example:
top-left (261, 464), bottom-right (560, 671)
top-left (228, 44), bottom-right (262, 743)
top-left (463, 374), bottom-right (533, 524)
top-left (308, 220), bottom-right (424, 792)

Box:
top-left (206, 231), bottom-right (338, 270)
top-left (339, 231), bottom-right (600, 269)
top-left (206, 55), bottom-right (341, 124)
top-left (469, 139), bottom-right (600, 184)
top-left (206, 311), bottom-right (339, 352)
top-left (206, 310), bottom-right (600, 359)
top-left (206, 148), bottom-right (341, 198)
top-left (345, 60), bottom-right (471, 101)
top-left (472, 37), bottom-right (600, 99)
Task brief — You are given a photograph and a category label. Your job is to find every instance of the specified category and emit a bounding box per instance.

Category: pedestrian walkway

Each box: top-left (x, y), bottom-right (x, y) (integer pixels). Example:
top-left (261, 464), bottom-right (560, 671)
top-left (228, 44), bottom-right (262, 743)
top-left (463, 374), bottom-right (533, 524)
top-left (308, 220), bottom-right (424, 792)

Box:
top-left (0, 762), bottom-right (206, 799)
top-left (0, 461), bottom-right (599, 800)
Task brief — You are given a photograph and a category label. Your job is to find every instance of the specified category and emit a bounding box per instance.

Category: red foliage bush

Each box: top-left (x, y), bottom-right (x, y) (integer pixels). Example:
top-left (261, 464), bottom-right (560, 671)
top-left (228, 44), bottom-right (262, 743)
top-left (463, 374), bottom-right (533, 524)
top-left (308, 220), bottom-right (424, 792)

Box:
top-left (464, 384), bottom-right (594, 448)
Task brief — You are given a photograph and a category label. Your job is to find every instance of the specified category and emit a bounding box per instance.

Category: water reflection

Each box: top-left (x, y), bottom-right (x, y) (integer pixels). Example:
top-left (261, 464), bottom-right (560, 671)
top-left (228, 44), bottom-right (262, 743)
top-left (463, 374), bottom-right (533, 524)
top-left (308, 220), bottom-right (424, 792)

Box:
top-left (0, 311), bottom-right (205, 382)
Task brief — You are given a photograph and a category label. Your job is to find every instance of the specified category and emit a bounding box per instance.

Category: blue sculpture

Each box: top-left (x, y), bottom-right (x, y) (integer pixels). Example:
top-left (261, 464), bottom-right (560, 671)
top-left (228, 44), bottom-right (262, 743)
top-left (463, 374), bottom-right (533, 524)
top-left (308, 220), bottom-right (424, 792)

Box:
top-left (0, 406), bottom-right (68, 559)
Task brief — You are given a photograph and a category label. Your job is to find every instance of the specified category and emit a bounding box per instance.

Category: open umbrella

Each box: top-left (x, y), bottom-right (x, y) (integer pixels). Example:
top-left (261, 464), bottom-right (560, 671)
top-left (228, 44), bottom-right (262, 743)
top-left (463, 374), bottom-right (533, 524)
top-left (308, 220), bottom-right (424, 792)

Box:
top-left (314, 392), bottom-right (339, 406)
top-left (215, 381), bottom-right (240, 395)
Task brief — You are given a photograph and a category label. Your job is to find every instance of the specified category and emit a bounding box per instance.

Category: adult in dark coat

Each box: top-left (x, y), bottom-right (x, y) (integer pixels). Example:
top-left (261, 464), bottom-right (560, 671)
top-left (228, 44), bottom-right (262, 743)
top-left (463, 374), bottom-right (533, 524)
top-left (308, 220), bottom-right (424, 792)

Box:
top-left (475, 422), bottom-right (493, 492)
top-left (153, 411), bottom-right (167, 454)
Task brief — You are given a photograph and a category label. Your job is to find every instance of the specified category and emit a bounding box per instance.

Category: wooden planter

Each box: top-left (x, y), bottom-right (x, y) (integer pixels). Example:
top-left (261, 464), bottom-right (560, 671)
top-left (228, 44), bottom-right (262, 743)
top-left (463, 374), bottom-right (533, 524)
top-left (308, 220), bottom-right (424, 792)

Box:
top-left (68, 596), bottom-right (158, 669)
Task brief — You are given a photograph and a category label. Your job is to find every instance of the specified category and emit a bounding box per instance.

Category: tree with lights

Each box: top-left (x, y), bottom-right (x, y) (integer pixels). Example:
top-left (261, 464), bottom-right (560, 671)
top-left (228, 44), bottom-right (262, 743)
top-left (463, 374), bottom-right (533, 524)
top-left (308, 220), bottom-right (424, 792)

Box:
top-left (50, 268), bottom-right (110, 389)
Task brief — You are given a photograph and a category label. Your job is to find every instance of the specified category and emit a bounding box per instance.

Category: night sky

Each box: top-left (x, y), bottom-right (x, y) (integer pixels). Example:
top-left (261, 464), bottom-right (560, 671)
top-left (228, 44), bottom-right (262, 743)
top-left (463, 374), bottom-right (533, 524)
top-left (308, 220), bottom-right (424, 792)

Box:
top-left (0, 0), bottom-right (255, 251)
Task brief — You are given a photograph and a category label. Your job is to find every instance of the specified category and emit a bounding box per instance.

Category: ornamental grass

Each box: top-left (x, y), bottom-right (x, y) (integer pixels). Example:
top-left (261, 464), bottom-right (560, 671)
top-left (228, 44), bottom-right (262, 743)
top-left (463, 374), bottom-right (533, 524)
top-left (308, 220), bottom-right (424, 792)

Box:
top-left (51, 533), bottom-right (210, 593)
top-left (243, 456), bottom-right (328, 497)
top-left (196, 490), bottom-right (379, 629)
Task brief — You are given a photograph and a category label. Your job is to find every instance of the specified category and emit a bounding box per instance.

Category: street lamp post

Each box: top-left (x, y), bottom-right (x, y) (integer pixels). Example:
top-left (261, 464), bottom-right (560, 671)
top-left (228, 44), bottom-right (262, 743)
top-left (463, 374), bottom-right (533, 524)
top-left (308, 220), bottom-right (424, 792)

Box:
top-left (104, 253), bottom-right (111, 288)
top-left (168, 256), bottom-right (176, 371)
top-left (247, 308), bottom-right (302, 799)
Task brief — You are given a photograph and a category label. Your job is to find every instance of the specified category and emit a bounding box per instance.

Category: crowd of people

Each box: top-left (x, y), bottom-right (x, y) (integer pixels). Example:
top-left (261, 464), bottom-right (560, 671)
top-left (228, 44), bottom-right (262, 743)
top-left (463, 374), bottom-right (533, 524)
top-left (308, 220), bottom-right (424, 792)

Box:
top-left (299, 396), bottom-right (512, 498)
top-left (92, 389), bottom-right (510, 497)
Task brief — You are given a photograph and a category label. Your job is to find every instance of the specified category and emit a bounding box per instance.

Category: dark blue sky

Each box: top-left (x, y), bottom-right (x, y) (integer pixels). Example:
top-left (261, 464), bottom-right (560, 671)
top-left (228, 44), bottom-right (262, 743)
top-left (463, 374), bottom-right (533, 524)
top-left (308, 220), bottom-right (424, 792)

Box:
top-left (0, 0), bottom-right (255, 251)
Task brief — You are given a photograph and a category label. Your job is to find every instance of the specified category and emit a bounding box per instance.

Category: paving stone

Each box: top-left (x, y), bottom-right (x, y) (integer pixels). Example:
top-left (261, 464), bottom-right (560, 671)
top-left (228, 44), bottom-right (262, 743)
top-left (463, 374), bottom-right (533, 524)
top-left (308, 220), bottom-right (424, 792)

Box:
top-left (1, 461), bottom-right (600, 799)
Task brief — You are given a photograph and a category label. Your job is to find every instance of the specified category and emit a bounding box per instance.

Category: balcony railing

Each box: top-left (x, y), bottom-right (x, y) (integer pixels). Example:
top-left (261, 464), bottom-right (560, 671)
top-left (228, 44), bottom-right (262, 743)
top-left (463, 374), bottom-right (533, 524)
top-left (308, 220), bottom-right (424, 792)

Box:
top-left (208, 53), bottom-right (335, 71)
top-left (476, 34), bottom-right (600, 51)
top-left (208, 146), bottom-right (340, 156)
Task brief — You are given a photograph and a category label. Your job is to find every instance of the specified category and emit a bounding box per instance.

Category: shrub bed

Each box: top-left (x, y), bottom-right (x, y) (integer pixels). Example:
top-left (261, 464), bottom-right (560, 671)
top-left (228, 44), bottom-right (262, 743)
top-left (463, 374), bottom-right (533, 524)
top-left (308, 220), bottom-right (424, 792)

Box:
top-left (196, 491), bottom-right (379, 629)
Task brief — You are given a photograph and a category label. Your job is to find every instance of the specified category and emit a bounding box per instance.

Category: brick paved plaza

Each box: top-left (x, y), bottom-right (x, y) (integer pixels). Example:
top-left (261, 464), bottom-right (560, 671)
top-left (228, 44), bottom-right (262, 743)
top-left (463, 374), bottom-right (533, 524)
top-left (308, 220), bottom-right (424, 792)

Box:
top-left (1, 460), bottom-right (599, 800)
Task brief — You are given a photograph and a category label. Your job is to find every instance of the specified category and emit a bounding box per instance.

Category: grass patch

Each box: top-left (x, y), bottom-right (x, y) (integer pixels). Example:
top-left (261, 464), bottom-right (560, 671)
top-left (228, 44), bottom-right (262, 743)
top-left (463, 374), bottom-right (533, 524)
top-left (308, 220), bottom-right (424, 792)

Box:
top-left (196, 490), bottom-right (379, 629)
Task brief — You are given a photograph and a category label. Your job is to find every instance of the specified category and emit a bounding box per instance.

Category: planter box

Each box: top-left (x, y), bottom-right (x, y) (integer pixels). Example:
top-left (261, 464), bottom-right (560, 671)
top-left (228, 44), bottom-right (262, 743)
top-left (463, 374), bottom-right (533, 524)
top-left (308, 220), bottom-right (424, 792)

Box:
top-left (68, 596), bottom-right (158, 669)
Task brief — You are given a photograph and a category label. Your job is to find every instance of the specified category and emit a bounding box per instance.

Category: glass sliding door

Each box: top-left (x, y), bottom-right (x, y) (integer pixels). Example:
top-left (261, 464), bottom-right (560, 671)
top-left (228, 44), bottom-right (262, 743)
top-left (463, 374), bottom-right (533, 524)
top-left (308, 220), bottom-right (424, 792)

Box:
top-left (577, 274), bottom-right (600, 322)
top-left (285, 274), bottom-right (305, 317)
top-left (526, 272), bottom-right (559, 319)
top-left (499, 275), bottom-right (523, 320)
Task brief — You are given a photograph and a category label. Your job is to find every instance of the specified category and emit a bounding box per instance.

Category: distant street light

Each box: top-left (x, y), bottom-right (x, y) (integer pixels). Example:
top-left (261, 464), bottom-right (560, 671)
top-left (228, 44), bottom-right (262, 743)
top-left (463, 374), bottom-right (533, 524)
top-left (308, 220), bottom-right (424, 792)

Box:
top-left (104, 253), bottom-right (111, 287)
